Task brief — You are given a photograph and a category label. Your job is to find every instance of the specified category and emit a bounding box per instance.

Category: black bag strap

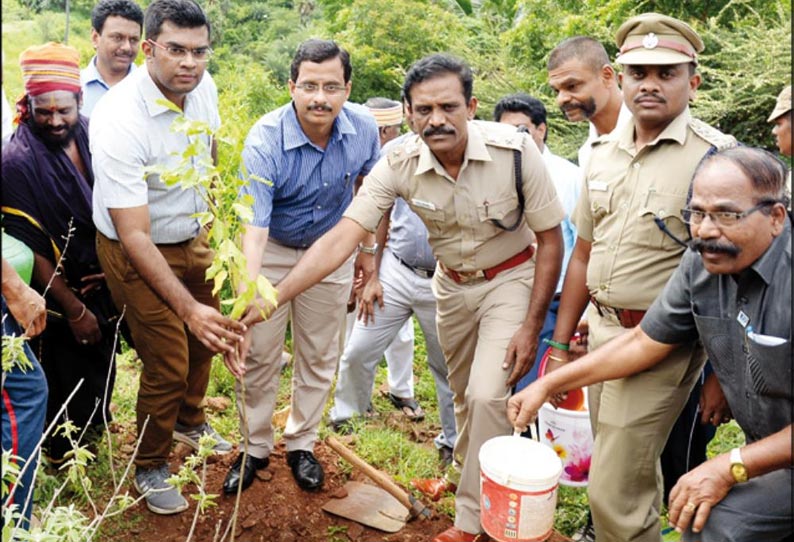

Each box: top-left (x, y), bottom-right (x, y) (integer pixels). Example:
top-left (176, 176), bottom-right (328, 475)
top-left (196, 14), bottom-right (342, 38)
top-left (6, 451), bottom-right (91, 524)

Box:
top-left (489, 148), bottom-right (525, 232)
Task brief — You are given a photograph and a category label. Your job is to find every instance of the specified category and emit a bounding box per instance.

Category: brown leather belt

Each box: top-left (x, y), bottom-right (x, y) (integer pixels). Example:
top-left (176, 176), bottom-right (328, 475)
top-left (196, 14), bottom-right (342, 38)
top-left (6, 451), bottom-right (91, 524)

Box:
top-left (441, 246), bottom-right (535, 285)
top-left (591, 297), bottom-right (646, 328)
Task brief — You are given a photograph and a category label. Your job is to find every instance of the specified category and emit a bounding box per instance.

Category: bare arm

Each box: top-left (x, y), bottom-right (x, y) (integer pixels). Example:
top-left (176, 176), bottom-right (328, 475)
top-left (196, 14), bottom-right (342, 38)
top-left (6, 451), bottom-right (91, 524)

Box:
top-left (503, 224), bottom-right (564, 387)
top-left (546, 237), bottom-right (593, 368)
top-left (277, 217), bottom-right (369, 307)
top-left (669, 424), bottom-right (793, 534)
top-left (241, 224), bottom-right (269, 287)
top-left (32, 253), bottom-right (102, 345)
top-left (507, 326), bottom-right (676, 429)
top-left (358, 207), bottom-right (392, 324)
top-left (109, 205), bottom-right (244, 354)
top-left (225, 224), bottom-right (270, 376)
top-left (2, 258), bottom-right (46, 337)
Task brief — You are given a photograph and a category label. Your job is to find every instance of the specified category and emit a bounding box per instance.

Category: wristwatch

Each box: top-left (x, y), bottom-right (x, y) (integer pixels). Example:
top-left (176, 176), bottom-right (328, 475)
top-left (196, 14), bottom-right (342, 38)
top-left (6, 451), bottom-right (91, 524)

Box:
top-left (729, 447), bottom-right (748, 483)
top-left (358, 243), bottom-right (379, 255)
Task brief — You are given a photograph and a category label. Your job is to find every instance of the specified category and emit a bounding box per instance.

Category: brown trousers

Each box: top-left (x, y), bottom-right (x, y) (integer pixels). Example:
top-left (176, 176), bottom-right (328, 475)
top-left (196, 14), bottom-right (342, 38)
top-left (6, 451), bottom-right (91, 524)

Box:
top-left (97, 230), bottom-right (217, 469)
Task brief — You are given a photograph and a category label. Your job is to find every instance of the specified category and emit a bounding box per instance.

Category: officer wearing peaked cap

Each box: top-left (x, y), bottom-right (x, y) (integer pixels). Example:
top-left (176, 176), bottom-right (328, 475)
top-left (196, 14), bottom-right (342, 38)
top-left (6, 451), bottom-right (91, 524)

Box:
top-left (615, 12), bottom-right (704, 65)
top-left (544, 12), bottom-right (736, 542)
top-left (768, 85), bottom-right (791, 207)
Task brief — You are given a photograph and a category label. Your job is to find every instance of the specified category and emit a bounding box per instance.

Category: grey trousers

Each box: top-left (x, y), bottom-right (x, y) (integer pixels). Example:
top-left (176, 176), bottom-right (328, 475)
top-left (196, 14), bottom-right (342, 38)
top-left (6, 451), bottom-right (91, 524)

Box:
top-left (683, 468), bottom-right (793, 542)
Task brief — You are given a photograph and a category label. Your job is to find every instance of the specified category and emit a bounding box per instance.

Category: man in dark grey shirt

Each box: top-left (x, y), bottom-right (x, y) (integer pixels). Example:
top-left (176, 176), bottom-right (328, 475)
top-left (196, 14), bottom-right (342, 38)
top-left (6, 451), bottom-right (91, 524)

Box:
top-left (508, 146), bottom-right (792, 542)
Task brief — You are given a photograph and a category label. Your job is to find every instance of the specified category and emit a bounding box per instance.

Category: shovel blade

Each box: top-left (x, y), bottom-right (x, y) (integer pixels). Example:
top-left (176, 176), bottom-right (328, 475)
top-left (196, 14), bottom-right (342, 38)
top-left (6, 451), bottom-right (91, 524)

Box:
top-left (322, 481), bottom-right (409, 533)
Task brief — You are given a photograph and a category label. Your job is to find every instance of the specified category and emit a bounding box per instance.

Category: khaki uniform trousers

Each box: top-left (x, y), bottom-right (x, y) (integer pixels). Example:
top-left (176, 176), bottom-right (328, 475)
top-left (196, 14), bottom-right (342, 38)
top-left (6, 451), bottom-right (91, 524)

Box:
top-left (97, 230), bottom-right (217, 469)
top-left (586, 304), bottom-right (706, 542)
top-left (238, 241), bottom-right (353, 457)
top-left (432, 259), bottom-right (535, 534)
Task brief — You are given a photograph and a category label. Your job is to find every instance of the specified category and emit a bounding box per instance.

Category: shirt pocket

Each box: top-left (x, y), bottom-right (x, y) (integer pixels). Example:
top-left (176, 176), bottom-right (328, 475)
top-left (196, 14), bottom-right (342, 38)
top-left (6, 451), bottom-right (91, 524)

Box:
top-left (588, 184), bottom-right (613, 224)
top-left (746, 338), bottom-right (792, 399)
top-left (475, 194), bottom-right (521, 239)
top-left (411, 206), bottom-right (446, 238)
top-left (692, 310), bottom-right (736, 381)
top-left (638, 191), bottom-right (689, 250)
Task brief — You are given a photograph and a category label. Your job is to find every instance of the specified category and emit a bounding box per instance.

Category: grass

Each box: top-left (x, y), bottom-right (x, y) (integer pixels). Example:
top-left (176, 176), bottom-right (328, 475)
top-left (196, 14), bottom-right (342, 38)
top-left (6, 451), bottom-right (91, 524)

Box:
top-left (29, 318), bottom-right (747, 539)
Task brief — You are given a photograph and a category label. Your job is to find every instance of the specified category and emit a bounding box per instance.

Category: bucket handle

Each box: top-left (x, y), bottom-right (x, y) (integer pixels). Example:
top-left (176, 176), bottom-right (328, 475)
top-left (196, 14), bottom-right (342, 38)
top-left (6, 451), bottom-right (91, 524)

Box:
top-left (512, 425), bottom-right (539, 441)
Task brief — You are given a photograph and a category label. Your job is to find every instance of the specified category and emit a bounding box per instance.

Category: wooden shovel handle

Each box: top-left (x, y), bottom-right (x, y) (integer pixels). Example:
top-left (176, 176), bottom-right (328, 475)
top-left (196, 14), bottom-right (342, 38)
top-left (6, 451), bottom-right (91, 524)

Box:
top-left (326, 436), bottom-right (415, 511)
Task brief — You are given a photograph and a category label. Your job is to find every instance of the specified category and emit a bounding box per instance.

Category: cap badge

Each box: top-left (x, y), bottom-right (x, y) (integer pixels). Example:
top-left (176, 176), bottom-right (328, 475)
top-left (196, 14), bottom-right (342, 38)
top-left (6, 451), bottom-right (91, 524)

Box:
top-left (642, 32), bottom-right (659, 49)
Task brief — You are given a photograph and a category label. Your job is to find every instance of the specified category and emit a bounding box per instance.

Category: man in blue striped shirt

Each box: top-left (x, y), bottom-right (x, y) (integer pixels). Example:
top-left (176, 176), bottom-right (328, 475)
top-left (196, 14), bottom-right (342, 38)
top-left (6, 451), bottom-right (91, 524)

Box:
top-left (222, 39), bottom-right (380, 495)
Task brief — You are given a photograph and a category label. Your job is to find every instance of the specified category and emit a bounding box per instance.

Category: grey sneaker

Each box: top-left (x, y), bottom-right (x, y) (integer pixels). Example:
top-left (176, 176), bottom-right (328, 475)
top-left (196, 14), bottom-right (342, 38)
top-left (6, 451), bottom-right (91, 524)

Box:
top-left (134, 465), bottom-right (188, 515)
top-left (173, 421), bottom-right (232, 454)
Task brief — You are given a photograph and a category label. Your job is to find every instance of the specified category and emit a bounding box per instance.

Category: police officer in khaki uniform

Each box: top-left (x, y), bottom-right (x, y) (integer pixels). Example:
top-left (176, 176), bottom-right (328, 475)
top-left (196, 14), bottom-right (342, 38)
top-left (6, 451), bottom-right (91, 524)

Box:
top-left (238, 53), bottom-right (565, 542)
top-left (542, 13), bottom-right (736, 542)
top-left (768, 85), bottom-right (791, 206)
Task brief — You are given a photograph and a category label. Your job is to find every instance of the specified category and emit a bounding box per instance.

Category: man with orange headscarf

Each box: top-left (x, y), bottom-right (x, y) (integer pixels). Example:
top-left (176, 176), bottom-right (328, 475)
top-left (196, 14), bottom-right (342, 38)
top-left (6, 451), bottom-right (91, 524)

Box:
top-left (2, 42), bottom-right (123, 463)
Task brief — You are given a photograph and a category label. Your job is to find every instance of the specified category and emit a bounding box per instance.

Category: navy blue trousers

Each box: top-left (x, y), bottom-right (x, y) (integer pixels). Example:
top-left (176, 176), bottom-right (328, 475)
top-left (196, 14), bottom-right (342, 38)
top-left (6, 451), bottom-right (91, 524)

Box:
top-left (2, 296), bottom-right (48, 528)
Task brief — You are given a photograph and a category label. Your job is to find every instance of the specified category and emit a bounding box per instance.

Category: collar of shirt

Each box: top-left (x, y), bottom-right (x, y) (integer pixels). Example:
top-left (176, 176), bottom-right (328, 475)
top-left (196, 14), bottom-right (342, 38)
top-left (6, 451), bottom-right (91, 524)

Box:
top-left (81, 55), bottom-right (135, 88)
top-left (745, 219), bottom-right (791, 285)
top-left (282, 103), bottom-right (357, 152)
top-left (614, 106), bottom-right (690, 153)
top-left (140, 68), bottom-right (203, 118)
top-left (587, 100), bottom-right (632, 141)
top-left (414, 120), bottom-right (492, 178)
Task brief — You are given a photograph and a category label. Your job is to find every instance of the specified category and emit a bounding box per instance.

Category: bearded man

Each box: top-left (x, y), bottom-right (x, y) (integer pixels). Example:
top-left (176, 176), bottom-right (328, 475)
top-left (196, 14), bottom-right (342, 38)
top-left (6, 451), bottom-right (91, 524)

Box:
top-left (2, 42), bottom-right (122, 463)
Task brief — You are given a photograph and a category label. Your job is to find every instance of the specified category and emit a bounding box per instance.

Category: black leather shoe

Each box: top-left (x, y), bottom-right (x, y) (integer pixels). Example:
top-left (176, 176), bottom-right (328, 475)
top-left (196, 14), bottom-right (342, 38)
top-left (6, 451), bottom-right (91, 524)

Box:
top-left (286, 450), bottom-right (324, 490)
top-left (222, 453), bottom-right (269, 494)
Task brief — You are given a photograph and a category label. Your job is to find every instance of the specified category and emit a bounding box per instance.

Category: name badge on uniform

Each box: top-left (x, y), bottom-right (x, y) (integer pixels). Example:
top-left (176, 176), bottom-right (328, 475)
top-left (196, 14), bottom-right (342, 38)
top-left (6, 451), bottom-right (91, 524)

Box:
top-left (736, 310), bottom-right (750, 328)
top-left (589, 180), bottom-right (608, 192)
top-left (411, 198), bottom-right (437, 211)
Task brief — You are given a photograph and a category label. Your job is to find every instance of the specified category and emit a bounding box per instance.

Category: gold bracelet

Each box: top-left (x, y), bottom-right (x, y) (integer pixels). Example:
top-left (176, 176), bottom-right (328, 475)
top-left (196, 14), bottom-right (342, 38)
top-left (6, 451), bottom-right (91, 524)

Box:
top-left (547, 354), bottom-right (567, 363)
top-left (68, 304), bottom-right (87, 323)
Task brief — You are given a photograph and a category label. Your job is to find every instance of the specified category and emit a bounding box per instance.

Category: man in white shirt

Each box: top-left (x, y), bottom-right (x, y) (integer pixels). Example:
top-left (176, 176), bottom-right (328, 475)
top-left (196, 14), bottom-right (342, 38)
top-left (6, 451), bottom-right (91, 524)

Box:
top-left (80, 0), bottom-right (143, 117)
top-left (91, 0), bottom-right (245, 515)
top-left (547, 36), bottom-right (629, 170)
top-left (494, 93), bottom-right (581, 390)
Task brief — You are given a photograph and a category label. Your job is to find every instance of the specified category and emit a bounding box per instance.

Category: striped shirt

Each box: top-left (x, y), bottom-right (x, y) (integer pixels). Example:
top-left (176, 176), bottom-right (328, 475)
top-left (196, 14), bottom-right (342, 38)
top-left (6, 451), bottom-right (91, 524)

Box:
top-left (241, 102), bottom-right (380, 247)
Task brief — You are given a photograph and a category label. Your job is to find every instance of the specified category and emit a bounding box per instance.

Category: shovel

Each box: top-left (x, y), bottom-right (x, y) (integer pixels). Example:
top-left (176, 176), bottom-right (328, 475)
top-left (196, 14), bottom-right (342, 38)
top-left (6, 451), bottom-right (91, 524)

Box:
top-left (323, 436), bottom-right (432, 531)
top-left (322, 480), bottom-right (409, 532)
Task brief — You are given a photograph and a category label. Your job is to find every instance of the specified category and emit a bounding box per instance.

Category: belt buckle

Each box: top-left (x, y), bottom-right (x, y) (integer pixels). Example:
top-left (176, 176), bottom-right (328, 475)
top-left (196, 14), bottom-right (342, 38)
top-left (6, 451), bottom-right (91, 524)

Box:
top-left (457, 269), bottom-right (485, 284)
top-left (416, 268), bottom-right (433, 279)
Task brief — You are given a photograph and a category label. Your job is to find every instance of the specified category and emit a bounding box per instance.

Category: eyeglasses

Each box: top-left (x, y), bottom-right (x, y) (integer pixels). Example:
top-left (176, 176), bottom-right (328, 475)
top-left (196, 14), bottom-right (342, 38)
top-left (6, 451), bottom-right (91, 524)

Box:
top-left (147, 39), bottom-right (213, 62)
top-left (294, 83), bottom-right (347, 95)
top-left (680, 200), bottom-right (779, 227)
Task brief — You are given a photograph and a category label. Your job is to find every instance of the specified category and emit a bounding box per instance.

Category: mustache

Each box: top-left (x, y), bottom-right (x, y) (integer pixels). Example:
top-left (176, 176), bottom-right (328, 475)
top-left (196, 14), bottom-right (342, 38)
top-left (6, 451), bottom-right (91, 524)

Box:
top-left (423, 126), bottom-right (455, 137)
top-left (560, 103), bottom-right (583, 112)
top-left (308, 104), bottom-right (332, 112)
top-left (689, 237), bottom-right (741, 257)
top-left (634, 93), bottom-right (666, 104)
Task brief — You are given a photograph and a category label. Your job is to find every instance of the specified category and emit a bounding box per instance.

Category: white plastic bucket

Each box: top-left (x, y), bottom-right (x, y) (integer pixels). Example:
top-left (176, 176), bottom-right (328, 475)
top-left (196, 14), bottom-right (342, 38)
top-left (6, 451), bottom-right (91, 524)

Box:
top-left (479, 435), bottom-right (562, 542)
top-left (537, 393), bottom-right (593, 487)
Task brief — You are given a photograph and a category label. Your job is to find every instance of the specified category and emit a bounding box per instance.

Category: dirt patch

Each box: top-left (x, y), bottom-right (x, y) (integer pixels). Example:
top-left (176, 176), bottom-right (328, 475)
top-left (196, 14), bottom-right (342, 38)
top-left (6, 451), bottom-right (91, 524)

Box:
top-left (115, 440), bottom-right (571, 542)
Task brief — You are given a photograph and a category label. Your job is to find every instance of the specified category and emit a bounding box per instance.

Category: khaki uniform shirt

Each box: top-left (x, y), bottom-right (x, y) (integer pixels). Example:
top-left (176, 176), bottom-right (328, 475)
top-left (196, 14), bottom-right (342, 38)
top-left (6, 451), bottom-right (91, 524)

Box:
top-left (573, 109), bottom-right (735, 309)
top-left (344, 120), bottom-right (565, 272)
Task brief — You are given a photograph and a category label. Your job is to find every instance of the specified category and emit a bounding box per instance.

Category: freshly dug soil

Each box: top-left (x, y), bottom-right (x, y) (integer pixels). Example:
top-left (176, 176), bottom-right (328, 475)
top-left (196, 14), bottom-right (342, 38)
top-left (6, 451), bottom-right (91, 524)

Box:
top-left (116, 440), bottom-right (571, 542)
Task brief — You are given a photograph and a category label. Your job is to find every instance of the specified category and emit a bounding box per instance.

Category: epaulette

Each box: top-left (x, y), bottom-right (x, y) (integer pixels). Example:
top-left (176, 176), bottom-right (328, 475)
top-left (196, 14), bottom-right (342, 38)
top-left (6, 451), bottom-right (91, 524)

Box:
top-left (477, 121), bottom-right (524, 151)
top-left (386, 134), bottom-right (422, 167)
top-left (689, 117), bottom-right (737, 151)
